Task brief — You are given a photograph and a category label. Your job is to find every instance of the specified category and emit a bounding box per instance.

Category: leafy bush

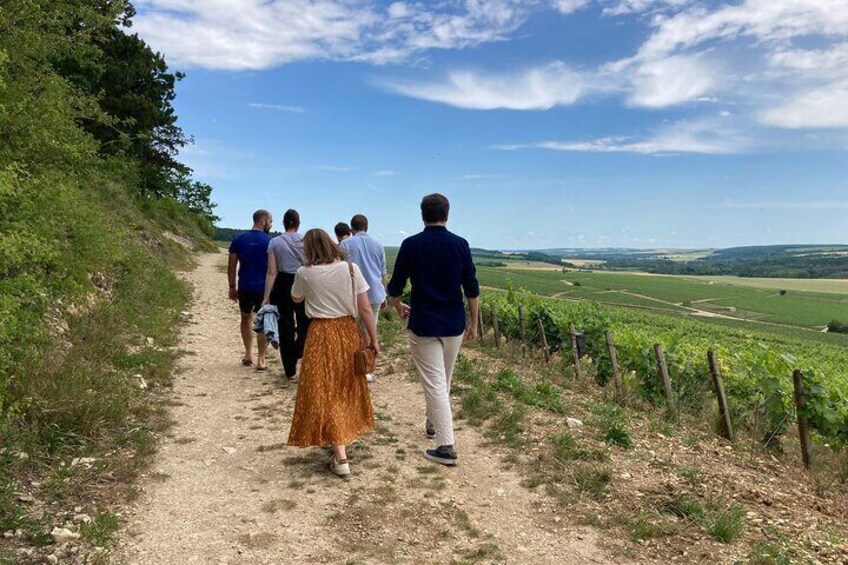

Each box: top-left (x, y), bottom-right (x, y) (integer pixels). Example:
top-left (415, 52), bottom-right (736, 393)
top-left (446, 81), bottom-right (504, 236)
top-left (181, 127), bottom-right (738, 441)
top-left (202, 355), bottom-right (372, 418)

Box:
top-left (827, 319), bottom-right (848, 334)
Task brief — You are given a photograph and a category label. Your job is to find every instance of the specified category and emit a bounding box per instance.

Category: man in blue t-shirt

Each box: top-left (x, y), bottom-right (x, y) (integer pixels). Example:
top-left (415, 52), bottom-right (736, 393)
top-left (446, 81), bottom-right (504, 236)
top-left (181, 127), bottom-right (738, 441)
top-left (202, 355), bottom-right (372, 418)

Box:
top-left (228, 209), bottom-right (273, 370)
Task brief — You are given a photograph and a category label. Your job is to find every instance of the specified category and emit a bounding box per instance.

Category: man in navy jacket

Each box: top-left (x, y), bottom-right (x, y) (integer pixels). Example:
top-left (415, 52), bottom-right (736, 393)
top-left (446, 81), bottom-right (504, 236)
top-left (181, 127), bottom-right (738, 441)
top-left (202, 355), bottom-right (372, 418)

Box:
top-left (387, 194), bottom-right (479, 466)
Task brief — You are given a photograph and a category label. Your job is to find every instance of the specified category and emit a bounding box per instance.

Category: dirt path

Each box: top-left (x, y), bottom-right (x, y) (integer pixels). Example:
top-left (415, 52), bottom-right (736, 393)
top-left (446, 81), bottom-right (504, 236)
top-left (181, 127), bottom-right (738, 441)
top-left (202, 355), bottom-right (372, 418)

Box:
top-left (115, 252), bottom-right (613, 564)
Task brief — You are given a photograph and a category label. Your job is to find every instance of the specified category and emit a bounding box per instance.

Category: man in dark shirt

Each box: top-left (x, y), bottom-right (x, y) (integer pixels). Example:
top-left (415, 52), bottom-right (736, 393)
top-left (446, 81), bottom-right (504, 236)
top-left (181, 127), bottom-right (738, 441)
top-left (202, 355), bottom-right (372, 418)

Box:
top-left (228, 209), bottom-right (273, 370)
top-left (387, 194), bottom-right (479, 466)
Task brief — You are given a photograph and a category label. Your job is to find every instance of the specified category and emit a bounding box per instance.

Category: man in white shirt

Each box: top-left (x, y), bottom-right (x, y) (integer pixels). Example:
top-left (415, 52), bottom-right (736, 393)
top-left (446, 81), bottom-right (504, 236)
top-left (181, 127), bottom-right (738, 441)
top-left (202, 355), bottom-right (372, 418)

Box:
top-left (340, 214), bottom-right (387, 381)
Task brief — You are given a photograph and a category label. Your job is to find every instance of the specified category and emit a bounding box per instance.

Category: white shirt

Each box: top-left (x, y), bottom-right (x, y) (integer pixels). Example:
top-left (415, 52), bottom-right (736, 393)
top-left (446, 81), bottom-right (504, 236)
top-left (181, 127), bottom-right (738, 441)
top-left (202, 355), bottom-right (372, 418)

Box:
top-left (291, 261), bottom-right (370, 319)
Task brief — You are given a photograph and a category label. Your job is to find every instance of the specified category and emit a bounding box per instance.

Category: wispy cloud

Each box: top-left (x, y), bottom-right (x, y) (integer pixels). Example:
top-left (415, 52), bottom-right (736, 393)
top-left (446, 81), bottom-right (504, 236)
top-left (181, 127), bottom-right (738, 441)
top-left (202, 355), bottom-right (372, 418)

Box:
top-left (602, 0), bottom-right (690, 16)
top-left (619, 53), bottom-right (723, 108)
top-left (366, 183), bottom-right (385, 194)
top-left (493, 117), bottom-right (751, 155)
top-left (380, 61), bottom-right (588, 110)
top-left (248, 102), bottom-right (305, 113)
top-left (379, 0), bottom-right (848, 137)
top-left (315, 165), bottom-right (356, 172)
top-left (373, 170), bottom-right (396, 177)
top-left (720, 200), bottom-right (848, 210)
top-left (134, 0), bottom-right (551, 70)
top-left (551, 0), bottom-right (592, 14)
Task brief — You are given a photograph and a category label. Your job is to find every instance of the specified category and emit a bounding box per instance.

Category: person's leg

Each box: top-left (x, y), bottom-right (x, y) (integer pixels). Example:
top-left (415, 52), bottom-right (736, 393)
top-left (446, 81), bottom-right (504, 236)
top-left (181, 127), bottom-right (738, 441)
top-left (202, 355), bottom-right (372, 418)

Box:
top-left (239, 312), bottom-right (254, 363)
top-left (329, 443), bottom-right (350, 476)
top-left (409, 332), bottom-right (455, 449)
top-left (331, 444), bottom-right (347, 461)
top-left (272, 273), bottom-right (298, 378)
top-left (442, 335), bottom-right (464, 400)
top-left (281, 275), bottom-right (300, 377)
top-left (294, 300), bottom-right (311, 361)
top-left (256, 332), bottom-right (268, 370)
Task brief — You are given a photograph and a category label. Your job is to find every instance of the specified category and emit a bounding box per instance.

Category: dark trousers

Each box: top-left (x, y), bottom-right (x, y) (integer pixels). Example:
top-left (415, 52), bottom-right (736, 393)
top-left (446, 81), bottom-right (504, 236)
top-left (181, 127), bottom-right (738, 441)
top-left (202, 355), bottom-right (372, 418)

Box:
top-left (270, 272), bottom-right (310, 377)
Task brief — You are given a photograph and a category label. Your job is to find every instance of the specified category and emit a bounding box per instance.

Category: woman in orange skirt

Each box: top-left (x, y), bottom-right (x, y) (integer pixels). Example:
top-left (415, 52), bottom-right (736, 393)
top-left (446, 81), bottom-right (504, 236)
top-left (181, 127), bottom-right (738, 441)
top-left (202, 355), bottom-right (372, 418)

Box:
top-left (288, 228), bottom-right (379, 476)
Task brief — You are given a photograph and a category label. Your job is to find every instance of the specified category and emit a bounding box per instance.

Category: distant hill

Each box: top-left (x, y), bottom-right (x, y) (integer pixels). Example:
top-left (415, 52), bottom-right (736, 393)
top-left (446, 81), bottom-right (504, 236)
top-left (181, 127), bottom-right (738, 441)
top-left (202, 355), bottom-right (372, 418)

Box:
top-left (520, 244), bottom-right (848, 279)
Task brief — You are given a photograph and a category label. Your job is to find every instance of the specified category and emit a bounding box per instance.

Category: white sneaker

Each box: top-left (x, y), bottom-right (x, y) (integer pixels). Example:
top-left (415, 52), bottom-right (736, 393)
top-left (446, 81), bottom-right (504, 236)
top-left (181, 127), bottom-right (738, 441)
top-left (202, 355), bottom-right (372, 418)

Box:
top-left (329, 456), bottom-right (350, 477)
top-left (366, 373), bottom-right (374, 383)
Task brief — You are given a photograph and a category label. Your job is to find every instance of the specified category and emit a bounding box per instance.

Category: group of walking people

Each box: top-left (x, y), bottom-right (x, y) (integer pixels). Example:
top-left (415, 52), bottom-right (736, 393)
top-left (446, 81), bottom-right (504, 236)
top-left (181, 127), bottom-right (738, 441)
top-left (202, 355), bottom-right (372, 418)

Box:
top-left (227, 194), bottom-right (480, 476)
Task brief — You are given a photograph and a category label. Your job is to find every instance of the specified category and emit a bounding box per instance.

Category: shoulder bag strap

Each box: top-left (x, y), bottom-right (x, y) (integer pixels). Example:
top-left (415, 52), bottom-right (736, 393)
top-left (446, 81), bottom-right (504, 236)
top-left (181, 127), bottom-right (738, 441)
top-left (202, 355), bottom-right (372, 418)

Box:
top-left (348, 261), bottom-right (360, 320)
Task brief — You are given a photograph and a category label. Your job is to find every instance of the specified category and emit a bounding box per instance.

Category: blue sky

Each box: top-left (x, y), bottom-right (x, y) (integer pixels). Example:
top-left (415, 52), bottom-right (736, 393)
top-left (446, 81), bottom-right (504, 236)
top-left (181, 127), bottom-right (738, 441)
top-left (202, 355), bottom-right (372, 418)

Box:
top-left (133, 0), bottom-right (848, 249)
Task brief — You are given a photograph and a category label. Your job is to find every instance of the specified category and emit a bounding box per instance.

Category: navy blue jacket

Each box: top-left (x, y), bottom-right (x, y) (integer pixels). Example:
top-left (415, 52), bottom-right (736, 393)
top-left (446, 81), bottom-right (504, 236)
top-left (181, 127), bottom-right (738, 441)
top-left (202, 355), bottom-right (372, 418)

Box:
top-left (387, 226), bottom-right (480, 337)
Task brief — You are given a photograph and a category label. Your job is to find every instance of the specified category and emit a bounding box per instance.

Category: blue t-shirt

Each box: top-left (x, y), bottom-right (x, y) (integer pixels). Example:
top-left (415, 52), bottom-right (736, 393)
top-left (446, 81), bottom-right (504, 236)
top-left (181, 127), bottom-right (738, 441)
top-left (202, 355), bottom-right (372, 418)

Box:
top-left (229, 230), bottom-right (272, 293)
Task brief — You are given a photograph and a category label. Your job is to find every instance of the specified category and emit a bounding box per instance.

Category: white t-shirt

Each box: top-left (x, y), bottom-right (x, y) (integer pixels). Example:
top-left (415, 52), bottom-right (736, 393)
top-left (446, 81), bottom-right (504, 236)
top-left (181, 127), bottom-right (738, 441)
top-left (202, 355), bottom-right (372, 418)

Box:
top-left (291, 261), bottom-right (370, 319)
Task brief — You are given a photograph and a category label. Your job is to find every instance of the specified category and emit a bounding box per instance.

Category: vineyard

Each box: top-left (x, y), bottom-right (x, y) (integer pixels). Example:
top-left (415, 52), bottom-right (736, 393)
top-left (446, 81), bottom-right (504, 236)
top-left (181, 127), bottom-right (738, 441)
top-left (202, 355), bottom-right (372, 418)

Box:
top-left (479, 288), bottom-right (848, 460)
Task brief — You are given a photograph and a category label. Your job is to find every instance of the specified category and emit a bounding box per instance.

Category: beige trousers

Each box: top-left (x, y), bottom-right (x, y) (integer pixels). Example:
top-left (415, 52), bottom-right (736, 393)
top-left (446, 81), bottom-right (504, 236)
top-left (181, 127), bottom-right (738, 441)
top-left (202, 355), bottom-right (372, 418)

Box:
top-left (408, 331), bottom-right (464, 447)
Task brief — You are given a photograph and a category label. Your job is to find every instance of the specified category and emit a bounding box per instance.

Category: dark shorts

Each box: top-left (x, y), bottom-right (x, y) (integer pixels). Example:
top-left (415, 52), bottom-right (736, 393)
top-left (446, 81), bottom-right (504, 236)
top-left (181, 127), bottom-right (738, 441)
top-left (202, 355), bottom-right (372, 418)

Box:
top-left (237, 290), bottom-right (264, 314)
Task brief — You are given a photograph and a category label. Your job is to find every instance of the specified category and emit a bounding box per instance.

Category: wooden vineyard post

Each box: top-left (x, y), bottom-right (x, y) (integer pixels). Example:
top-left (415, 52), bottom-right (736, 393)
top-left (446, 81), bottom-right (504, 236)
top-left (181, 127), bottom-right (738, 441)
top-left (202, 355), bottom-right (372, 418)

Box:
top-left (707, 350), bottom-right (734, 441)
top-left (478, 307), bottom-right (485, 339)
top-left (536, 319), bottom-right (551, 362)
top-left (792, 369), bottom-right (812, 470)
top-left (518, 306), bottom-right (527, 353)
top-left (569, 323), bottom-right (582, 379)
top-left (492, 307), bottom-right (501, 349)
top-left (653, 344), bottom-right (676, 417)
top-left (605, 330), bottom-right (623, 405)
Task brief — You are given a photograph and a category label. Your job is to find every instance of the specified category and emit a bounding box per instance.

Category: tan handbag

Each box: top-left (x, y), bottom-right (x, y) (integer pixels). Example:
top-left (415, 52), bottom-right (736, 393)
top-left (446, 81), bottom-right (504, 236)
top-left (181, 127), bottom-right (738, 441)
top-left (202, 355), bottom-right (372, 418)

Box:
top-left (348, 262), bottom-right (375, 377)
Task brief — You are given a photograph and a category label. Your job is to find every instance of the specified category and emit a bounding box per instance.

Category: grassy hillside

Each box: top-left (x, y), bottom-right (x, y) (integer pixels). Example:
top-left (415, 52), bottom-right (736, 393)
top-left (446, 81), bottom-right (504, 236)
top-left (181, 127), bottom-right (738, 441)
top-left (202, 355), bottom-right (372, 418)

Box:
top-left (0, 2), bottom-right (215, 558)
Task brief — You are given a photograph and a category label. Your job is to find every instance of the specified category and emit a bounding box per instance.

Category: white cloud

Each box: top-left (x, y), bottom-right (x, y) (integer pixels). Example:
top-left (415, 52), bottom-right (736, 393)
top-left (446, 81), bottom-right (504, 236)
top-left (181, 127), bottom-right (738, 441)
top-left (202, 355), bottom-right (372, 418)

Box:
top-left (316, 165), bottom-right (356, 172)
top-left (623, 53), bottom-right (722, 108)
top-left (720, 200), bottom-right (848, 210)
top-left (248, 102), bottom-right (305, 113)
top-left (460, 173), bottom-right (496, 179)
top-left (768, 42), bottom-right (848, 77)
top-left (602, 0), bottom-right (690, 16)
top-left (622, 0), bottom-right (848, 128)
top-left (551, 0), bottom-right (592, 14)
top-left (759, 42), bottom-right (848, 128)
top-left (637, 0), bottom-right (848, 60)
top-left (493, 117), bottom-right (750, 155)
top-left (759, 80), bottom-right (848, 129)
top-left (373, 170), bottom-right (396, 176)
top-left (380, 61), bottom-right (588, 110)
top-left (133, 0), bottom-right (538, 70)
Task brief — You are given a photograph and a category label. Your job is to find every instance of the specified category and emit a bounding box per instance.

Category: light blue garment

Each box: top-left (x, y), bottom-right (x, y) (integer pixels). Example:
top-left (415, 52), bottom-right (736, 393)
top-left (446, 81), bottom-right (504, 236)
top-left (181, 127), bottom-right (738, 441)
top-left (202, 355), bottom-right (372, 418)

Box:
top-left (267, 232), bottom-right (305, 274)
top-left (341, 232), bottom-right (387, 305)
top-left (253, 304), bottom-right (280, 350)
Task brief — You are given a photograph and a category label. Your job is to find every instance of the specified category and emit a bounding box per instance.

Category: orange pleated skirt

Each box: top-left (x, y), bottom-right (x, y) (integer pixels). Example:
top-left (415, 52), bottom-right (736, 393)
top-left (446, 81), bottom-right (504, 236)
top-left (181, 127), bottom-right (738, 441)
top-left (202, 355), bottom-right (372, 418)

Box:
top-left (287, 317), bottom-right (374, 447)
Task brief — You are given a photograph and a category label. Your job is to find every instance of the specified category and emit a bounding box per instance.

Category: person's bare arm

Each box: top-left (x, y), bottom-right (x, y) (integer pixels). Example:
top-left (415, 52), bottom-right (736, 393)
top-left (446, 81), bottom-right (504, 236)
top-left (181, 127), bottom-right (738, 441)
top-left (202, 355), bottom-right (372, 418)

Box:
top-left (262, 253), bottom-right (277, 305)
top-left (227, 253), bottom-right (239, 300)
top-left (380, 275), bottom-right (388, 309)
top-left (357, 293), bottom-right (380, 356)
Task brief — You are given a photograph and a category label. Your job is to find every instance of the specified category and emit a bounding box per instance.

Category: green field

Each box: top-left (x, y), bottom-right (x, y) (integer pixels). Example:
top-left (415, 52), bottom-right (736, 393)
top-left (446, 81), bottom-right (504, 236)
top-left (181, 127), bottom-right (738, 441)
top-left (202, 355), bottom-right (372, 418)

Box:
top-left (473, 267), bottom-right (848, 329)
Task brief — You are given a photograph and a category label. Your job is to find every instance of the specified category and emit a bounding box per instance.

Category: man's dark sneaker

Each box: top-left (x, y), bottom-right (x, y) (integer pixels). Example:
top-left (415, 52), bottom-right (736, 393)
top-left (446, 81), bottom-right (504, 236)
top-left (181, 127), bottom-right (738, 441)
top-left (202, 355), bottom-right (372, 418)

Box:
top-left (425, 418), bottom-right (436, 439)
top-left (424, 445), bottom-right (457, 466)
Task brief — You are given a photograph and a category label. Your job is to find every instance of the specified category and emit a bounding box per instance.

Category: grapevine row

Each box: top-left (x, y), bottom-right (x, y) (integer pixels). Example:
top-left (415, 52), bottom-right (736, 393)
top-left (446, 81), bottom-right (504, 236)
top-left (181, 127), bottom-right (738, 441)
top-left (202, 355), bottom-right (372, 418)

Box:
top-left (479, 289), bottom-right (848, 452)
